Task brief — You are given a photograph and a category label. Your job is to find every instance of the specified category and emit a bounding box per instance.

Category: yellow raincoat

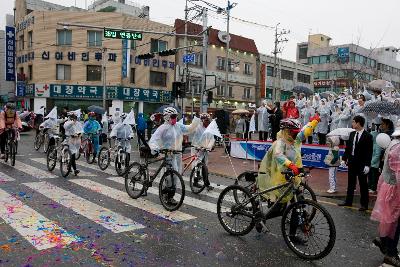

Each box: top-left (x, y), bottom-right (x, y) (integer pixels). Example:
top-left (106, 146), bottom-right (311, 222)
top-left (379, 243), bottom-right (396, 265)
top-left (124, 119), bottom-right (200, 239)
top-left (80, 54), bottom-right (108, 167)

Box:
top-left (257, 119), bottom-right (319, 202)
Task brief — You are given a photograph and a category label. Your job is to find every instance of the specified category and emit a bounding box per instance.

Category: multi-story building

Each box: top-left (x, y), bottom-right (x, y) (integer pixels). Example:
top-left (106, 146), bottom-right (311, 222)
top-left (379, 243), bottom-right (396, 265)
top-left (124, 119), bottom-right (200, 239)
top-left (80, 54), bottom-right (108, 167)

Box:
top-left (174, 19), bottom-right (258, 114)
top-left (89, 0), bottom-right (149, 18)
top-left (0, 29), bottom-right (16, 105)
top-left (259, 54), bottom-right (313, 100)
top-left (14, 0), bottom-right (175, 114)
top-left (297, 34), bottom-right (400, 94)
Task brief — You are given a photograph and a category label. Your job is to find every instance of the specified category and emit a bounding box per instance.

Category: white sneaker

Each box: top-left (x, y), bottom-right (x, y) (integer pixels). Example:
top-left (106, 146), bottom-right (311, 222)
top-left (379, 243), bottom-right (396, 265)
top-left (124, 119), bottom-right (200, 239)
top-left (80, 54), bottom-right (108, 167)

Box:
top-left (326, 189), bottom-right (337, 194)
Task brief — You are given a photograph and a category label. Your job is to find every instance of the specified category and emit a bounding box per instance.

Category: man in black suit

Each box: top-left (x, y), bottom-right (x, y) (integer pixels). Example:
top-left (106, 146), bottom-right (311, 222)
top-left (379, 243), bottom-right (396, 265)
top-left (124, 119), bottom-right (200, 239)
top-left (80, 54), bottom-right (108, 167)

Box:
top-left (339, 115), bottom-right (373, 211)
top-left (267, 101), bottom-right (283, 141)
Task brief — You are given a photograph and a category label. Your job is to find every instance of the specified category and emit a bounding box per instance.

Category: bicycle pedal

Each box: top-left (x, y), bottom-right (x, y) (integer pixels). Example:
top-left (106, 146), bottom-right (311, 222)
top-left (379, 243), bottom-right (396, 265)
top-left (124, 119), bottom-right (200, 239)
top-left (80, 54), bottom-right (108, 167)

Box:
top-left (259, 221), bottom-right (270, 233)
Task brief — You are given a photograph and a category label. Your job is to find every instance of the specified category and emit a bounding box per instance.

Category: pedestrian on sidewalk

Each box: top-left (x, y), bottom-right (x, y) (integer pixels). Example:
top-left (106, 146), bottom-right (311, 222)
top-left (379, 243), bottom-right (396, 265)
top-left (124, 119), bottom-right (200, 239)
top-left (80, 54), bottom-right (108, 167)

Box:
top-left (369, 126), bottom-right (383, 194)
top-left (339, 115), bottom-right (373, 211)
top-left (324, 136), bottom-right (340, 193)
top-left (371, 126), bottom-right (400, 267)
top-left (267, 101), bottom-right (283, 142)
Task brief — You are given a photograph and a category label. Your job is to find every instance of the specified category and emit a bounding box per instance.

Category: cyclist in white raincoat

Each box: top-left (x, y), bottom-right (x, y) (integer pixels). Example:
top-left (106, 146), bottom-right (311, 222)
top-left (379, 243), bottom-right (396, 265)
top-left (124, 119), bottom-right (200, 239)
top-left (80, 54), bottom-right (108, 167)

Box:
top-left (110, 113), bottom-right (134, 163)
top-left (63, 112), bottom-right (83, 175)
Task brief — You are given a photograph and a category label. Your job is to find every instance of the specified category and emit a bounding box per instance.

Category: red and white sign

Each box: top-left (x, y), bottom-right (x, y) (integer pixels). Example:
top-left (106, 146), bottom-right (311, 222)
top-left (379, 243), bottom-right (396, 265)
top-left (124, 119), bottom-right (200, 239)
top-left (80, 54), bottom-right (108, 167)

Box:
top-left (35, 84), bottom-right (50, 97)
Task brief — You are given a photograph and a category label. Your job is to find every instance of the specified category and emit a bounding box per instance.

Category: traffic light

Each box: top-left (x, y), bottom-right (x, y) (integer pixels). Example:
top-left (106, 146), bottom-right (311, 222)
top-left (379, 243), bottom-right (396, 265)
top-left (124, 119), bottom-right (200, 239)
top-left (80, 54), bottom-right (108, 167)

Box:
top-left (207, 91), bottom-right (213, 104)
top-left (172, 82), bottom-right (186, 99)
top-left (158, 49), bottom-right (177, 57)
top-left (137, 53), bottom-right (155, 60)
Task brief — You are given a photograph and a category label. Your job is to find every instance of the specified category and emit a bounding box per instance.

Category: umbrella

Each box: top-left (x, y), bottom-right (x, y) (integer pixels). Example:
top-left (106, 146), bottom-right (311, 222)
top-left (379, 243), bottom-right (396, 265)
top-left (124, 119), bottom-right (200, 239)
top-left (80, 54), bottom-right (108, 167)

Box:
top-left (368, 79), bottom-right (394, 92)
top-left (327, 128), bottom-right (355, 140)
top-left (360, 101), bottom-right (400, 116)
top-left (88, 105), bottom-right (105, 114)
top-left (320, 91), bottom-right (337, 99)
top-left (293, 85), bottom-right (313, 96)
top-left (232, 109), bottom-right (249, 114)
top-left (155, 105), bottom-right (181, 114)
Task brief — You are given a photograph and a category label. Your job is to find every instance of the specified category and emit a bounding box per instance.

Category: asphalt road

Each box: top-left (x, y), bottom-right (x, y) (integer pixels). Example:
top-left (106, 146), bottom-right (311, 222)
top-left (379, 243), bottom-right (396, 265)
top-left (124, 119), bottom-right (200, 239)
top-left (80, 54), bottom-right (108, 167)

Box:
top-left (0, 131), bottom-right (392, 267)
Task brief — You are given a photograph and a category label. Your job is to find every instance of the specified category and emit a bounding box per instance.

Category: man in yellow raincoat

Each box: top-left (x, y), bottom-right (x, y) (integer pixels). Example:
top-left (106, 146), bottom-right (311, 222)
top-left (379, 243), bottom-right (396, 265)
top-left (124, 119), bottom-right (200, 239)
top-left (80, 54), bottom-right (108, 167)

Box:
top-left (257, 116), bottom-right (320, 203)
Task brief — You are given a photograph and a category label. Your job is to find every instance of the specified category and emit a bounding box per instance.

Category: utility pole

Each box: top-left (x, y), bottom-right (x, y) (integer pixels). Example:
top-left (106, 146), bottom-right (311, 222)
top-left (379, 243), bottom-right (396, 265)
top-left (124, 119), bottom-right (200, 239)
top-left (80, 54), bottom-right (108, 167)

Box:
top-left (224, 1), bottom-right (237, 108)
top-left (102, 47), bottom-right (107, 109)
top-left (272, 23), bottom-right (289, 102)
top-left (200, 8), bottom-right (208, 113)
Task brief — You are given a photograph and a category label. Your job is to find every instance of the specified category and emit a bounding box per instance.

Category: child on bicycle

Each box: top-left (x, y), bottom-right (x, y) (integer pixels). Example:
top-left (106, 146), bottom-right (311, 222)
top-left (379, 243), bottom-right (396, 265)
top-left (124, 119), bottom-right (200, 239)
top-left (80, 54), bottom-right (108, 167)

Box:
top-left (110, 113), bottom-right (134, 164)
top-left (63, 111), bottom-right (83, 176)
top-left (39, 106), bottom-right (64, 148)
top-left (83, 112), bottom-right (102, 158)
top-left (0, 103), bottom-right (22, 159)
top-left (191, 113), bottom-right (215, 190)
top-left (149, 107), bottom-right (200, 204)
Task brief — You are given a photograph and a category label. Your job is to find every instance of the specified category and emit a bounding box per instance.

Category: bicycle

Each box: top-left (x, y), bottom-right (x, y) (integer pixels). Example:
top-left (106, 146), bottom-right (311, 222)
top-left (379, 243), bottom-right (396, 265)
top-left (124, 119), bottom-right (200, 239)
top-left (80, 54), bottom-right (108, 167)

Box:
top-left (34, 128), bottom-right (50, 153)
top-left (124, 149), bottom-right (185, 211)
top-left (3, 128), bottom-right (18, 166)
top-left (46, 136), bottom-right (73, 178)
top-left (217, 170), bottom-right (336, 260)
top-left (80, 133), bottom-right (99, 164)
top-left (182, 147), bottom-right (210, 194)
top-left (98, 137), bottom-right (130, 176)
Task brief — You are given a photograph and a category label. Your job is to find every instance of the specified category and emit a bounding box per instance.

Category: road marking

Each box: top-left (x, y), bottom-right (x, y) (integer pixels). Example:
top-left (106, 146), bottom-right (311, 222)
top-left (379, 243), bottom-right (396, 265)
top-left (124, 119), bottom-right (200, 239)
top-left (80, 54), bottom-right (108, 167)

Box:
top-left (76, 160), bottom-right (115, 176)
top-left (0, 160), bottom-right (57, 179)
top-left (0, 171), bottom-right (15, 182)
top-left (31, 158), bottom-right (96, 177)
top-left (71, 179), bottom-right (195, 222)
top-left (318, 199), bottom-right (372, 213)
top-left (24, 181), bottom-right (145, 233)
top-left (108, 177), bottom-right (218, 213)
top-left (0, 188), bottom-right (79, 250)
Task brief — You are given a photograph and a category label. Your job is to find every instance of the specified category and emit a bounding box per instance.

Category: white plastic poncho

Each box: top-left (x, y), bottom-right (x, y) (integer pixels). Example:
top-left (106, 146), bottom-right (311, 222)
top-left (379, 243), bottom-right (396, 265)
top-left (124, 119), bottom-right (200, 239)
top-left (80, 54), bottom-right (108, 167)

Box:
top-left (63, 119), bottom-right (83, 156)
top-left (149, 117), bottom-right (200, 173)
top-left (316, 102), bottom-right (330, 134)
top-left (301, 103), bottom-right (315, 126)
top-left (191, 124), bottom-right (215, 150)
top-left (257, 106), bottom-right (269, 132)
top-left (40, 118), bottom-right (63, 137)
top-left (110, 122), bottom-right (133, 153)
top-left (338, 105), bottom-right (352, 128)
top-left (101, 112), bottom-right (109, 135)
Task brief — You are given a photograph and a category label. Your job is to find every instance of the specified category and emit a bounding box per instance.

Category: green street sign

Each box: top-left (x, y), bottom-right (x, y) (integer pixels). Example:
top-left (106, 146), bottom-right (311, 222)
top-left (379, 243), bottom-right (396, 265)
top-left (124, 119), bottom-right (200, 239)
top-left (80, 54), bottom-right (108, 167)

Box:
top-left (104, 28), bottom-right (143, 40)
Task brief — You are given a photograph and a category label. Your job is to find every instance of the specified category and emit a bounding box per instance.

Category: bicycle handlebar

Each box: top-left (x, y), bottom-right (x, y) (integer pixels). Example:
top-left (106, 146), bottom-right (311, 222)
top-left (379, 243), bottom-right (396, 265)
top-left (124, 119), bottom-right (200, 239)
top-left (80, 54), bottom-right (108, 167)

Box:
top-left (159, 149), bottom-right (181, 154)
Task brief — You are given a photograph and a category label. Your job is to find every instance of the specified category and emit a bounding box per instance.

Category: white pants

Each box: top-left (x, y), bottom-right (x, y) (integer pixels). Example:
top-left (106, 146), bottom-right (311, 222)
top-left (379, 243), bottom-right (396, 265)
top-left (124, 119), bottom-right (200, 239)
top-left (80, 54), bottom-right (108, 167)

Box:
top-left (328, 167), bottom-right (338, 191)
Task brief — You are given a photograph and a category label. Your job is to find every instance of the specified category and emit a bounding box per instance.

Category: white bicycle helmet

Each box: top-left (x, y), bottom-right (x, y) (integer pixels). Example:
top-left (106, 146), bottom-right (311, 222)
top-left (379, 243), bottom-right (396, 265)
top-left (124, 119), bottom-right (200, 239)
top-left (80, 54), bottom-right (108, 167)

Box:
top-left (163, 107), bottom-right (178, 122)
top-left (200, 113), bottom-right (211, 120)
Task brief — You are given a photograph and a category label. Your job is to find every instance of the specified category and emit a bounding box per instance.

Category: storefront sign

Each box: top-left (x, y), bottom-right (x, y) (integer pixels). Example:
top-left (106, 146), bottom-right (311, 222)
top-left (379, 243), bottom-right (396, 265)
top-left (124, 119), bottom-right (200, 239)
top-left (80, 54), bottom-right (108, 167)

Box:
top-left (337, 47), bottom-right (349, 63)
top-left (313, 79), bottom-right (350, 88)
top-left (16, 16), bottom-right (34, 33)
top-left (35, 84), bottom-right (51, 97)
top-left (40, 51), bottom-right (117, 62)
top-left (122, 39), bottom-right (128, 78)
top-left (104, 28), bottom-right (143, 40)
top-left (48, 84), bottom-right (171, 103)
top-left (5, 26), bottom-right (15, 81)
top-left (25, 84), bottom-right (35, 97)
top-left (16, 81), bottom-right (25, 97)
top-left (17, 52), bottom-right (34, 64)
top-left (134, 57), bottom-right (175, 70)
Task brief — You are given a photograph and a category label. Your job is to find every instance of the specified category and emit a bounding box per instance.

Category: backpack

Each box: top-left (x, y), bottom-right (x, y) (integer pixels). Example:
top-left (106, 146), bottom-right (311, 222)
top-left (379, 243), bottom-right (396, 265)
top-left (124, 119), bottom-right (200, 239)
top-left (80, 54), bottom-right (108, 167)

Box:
top-left (5, 109), bottom-right (16, 126)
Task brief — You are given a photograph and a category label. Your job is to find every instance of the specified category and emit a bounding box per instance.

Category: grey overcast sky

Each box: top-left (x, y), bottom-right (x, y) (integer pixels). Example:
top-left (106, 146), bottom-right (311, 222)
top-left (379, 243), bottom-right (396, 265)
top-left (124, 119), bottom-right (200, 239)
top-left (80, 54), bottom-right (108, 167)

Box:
top-left (2, 0), bottom-right (400, 61)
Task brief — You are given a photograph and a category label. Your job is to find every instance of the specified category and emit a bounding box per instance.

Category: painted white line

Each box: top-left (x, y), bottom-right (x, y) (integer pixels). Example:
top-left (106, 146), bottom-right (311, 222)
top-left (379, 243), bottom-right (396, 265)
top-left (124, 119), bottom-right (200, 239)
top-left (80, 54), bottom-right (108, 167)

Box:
top-left (24, 181), bottom-right (145, 233)
top-left (0, 160), bottom-right (57, 179)
top-left (108, 177), bottom-right (218, 213)
top-left (31, 158), bottom-right (96, 177)
top-left (71, 179), bottom-right (195, 222)
top-left (0, 188), bottom-right (79, 250)
top-left (0, 171), bottom-right (15, 182)
top-left (76, 160), bottom-right (115, 176)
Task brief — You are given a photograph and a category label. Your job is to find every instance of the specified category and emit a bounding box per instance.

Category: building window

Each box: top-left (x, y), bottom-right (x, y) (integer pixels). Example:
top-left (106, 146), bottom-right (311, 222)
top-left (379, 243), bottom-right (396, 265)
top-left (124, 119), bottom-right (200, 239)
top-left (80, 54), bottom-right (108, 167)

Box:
top-left (28, 31), bottom-right (33, 48)
top-left (189, 53), bottom-right (203, 67)
top-left (28, 65), bottom-right (33, 80)
top-left (130, 40), bottom-right (136, 50)
top-left (217, 85), bottom-right (225, 96)
top-left (243, 87), bottom-right (251, 99)
top-left (267, 66), bottom-right (274, 76)
top-left (150, 71), bottom-right (167, 87)
top-left (298, 46), bottom-right (308, 59)
top-left (19, 34), bottom-right (24, 50)
top-left (57, 30), bottom-right (72, 46)
top-left (130, 68), bottom-right (135, 83)
top-left (191, 80), bottom-right (202, 95)
top-left (87, 31), bottom-right (102, 47)
top-left (86, 65), bottom-right (101, 81)
top-left (297, 73), bottom-right (310, 84)
top-left (311, 56), bottom-right (320, 64)
top-left (281, 69), bottom-right (294, 80)
top-left (217, 57), bottom-right (225, 70)
top-left (228, 86), bottom-right (233, 98)
top-left (244, 63), bottom-right (252, 75)
top-left (319, 55), bottom-right (329, 64)
top-left (150, 39), bottom-right (167, 53)
top-left (56, 64), bottom-right (71, 80)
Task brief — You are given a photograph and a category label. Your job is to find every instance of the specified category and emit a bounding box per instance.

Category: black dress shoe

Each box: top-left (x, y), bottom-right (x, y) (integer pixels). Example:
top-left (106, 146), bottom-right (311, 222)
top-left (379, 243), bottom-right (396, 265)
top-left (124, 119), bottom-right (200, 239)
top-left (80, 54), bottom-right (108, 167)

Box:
top-left (373, 237), bottom-right (387, 255)
top-left (338, 202), bottom-right (352, 207)
top-left (358, 207), bottom-right (368, 211)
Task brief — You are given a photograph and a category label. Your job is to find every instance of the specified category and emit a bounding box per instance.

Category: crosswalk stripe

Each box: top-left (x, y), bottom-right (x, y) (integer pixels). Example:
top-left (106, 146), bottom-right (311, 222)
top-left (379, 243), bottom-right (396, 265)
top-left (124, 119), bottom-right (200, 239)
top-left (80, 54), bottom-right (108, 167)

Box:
top-left (0, 171), bottom-right (15, 182)
top-left (24, 181), bottom-right (145, 233)
top-left (0, 160), bottom-right (57, 179)
top-left (107, 177), bottom-right (218, 213)
top-left (76, 160), bottom-right (115, 176)
top-left (0, 188), bottom-right (79, 250)
top-left (31, 158), bottom-right (96, 177)
top-left (71, 179), bottom-right (195, 222)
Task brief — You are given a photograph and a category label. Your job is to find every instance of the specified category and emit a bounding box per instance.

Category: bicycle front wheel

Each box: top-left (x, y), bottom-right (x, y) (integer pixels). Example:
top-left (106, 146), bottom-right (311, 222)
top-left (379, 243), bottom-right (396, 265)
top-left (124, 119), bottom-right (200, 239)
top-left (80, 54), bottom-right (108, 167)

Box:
top-left (46, 146), bottom-right (57, 171)
top-left (98, 147), bottom-right (110, 170)
top-left (217, 185), bottom-right (256, 236)
top-left (281, 199), bottom-right (336, 260)
top-left (9, 142), bottom-right (16, 166)
top-left (34, 134), bottom-right (43, 151)
top-left (189, 162), bottom-right (208, 194)
top-left (115, 151), bottom-right (129, 176)
top-left (43, 133), bottom-right (50, 153)
top-left (159, 169), bottom-right (185, 211)
top-left (85, 142), bottom-right (96, 164)
top-left (124, 162), bottom-right (146, 199)
top-left (60, 148), bottom-right (72, 178)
